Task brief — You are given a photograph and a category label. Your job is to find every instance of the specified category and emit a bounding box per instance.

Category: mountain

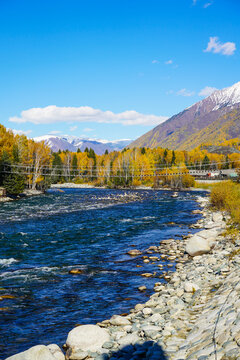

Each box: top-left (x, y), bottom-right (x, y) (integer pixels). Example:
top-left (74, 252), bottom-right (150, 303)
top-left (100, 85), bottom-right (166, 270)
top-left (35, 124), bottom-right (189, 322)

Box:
top-left (130, 81), bottom-right (240, 150)
top-left (33, 135), bottom-right (131, 154)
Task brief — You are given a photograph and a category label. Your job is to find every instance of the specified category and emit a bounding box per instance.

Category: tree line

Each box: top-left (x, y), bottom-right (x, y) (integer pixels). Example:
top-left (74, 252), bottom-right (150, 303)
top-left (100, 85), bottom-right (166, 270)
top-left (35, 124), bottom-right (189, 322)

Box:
top-left (1, 124), bottom-right (240, 195)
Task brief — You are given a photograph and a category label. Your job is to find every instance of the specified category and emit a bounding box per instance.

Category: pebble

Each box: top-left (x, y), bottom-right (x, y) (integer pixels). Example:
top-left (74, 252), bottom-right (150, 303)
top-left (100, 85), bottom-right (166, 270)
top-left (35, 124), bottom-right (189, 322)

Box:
top-left (127, 249), bottom-right (142, 256)
top-left (138, 286), bottom-right (147, 292)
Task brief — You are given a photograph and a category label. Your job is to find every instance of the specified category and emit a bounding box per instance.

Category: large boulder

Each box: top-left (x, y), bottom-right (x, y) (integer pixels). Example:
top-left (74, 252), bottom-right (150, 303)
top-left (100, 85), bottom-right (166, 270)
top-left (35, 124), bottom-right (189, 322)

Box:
top-left (65, 324), bottom-right (110, 359)
top-left (197, 229), bottom-right (218, 240)
top-left (186, 235), bottom-right (211, 256)
top-left (5, 345), bottom-right (57, 360)
top-left (47, 344), bottom-right (65, 360)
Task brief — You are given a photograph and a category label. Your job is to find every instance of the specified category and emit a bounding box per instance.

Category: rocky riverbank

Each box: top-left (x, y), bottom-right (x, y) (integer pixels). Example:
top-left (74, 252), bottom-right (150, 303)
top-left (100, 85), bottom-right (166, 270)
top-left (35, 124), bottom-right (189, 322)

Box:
top-left (5, 195), bottom-right (240, 360)
top-left (51, 183), bottom-right (96, 189)
top-left (0, 189), bottom-right (43, 203)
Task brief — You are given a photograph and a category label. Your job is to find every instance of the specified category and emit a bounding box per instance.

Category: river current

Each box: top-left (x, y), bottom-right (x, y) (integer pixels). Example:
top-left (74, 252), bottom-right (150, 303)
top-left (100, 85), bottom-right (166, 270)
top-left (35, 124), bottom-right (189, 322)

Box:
top-left (0, 188), bottom-right (203, 358)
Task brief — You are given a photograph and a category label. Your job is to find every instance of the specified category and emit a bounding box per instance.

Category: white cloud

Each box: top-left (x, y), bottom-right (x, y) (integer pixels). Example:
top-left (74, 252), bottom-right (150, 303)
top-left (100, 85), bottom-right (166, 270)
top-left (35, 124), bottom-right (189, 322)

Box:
top-left (203, 2), bottom-right (212, 8)
top-left (177, 88), bottom-right (195, 97)
top-left (83, 127), bottom-right (94, 132)
top-left (152, 60), bottom-right (159, 64)
top-left (49, 130), bottom-right (61, 135)
top-left (70, 125), bottom-right (78, 131)
top-left (165, 59), bottom-right (173, 65)
top-left (199, 86), bottom-right (218, 97)
top-left (9, 105), bottom-right (168, 127)
top-left (8, 128), bottom-right (32, 136)
top-left (204, 36), bottom-right (236, 56)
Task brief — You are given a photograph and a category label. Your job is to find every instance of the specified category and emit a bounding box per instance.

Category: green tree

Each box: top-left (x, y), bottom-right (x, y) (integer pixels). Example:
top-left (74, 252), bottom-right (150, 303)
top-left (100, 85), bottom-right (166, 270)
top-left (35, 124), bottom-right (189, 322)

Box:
top-left (171, 150), bottom-right (176, 166)
top-left (223, 155), bottom-right (230, 169)
top-left (51, 153), bottom-right (63, 183)
top-left (71, 153), bottom-right (78, 179)
top-left (163, 149), bottom-right (168, 165)
top-left (3, 173), bottom-right (25, 196)
top-left (0, 151), bottom-right (11, 186)
top-left (12, 144), bottom-right (20, 163)
top-left (202, 155), bottom-right (210, 170)
top-left (89, 148), bottom-right (96, 166)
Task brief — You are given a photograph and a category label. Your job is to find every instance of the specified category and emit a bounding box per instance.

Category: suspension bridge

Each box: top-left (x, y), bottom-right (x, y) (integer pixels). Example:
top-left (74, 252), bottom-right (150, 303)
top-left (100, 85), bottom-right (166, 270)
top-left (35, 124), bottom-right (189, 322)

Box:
top-left (1, 160), bottom-right (238, 180)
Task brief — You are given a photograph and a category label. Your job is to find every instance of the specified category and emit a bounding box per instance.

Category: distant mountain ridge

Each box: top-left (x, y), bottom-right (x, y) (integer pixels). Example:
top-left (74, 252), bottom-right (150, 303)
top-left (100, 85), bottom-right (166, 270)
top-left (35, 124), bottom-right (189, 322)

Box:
top-left (33, 135), bottom-right (131, 154)
top-left (130, 81), bottom-right (240, 150)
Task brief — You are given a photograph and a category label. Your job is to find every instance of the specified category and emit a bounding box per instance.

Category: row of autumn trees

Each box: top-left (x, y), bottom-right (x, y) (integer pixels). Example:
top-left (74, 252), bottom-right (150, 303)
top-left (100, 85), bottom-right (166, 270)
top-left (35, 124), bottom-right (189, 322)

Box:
top-left (1, 124), bottom-right (240, 195)
top-left (0, 125), bottom-right (51, 195)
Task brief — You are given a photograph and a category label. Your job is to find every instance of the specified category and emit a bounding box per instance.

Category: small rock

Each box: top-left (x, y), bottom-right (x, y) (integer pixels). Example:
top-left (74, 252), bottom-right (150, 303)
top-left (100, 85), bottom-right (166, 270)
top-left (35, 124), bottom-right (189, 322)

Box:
top-left (138, 286), bottom-right (147, 292)
top-left (192, 209), bottom-right (203, 214)
top-left (142, 307), bottom-right (153, 315)
top-left (141, 273), bottom-right (155, 277)
top-left (127, 249), bottom-right (142, 256)
top-left (69, 269), bottom-right (84, 275)
top-left (118, 333), bottom-right (140, 346)
top-left (109, 315), bottom-right (131, 326)
top-left (184, 282), bottom-right (200, 293)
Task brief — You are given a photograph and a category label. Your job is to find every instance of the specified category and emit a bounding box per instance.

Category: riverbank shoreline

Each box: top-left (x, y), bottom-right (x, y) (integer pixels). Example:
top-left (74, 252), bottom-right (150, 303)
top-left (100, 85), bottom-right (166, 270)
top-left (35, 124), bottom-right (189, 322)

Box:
top-left (0, 189), bottom-right (44, 203)
top-left (50, 182), bottom-right (210, 193)
top-left (6, 193), bottom-right (240, 360)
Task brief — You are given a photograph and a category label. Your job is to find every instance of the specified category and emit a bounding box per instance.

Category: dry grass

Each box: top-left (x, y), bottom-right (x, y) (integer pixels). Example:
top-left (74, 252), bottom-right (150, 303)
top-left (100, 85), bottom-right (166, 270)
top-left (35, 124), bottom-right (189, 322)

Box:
top-left (210, 181), bottom-right (240, 226)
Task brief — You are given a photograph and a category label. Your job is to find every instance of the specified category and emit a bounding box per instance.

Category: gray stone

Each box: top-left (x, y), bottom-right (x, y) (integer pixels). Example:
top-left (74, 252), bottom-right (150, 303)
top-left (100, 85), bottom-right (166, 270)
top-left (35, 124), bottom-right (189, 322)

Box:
top-left (66, 350), bottom-right (88, 360)
top-left (117, 333), bottom-right (140, 346)
top-left (110, 315), bottom-right (131, 326)
top-left (142, 307), bottom-right (153, 315)
top-left (186, 235), bottom-right (211, 256)
top-left (5, 345), bottom-right (57, 360)
top-left (66, 325), bottom-right (110, 354)
top-left (184, 282), bottom-right (200, 293)
top-left (102, 341), bottom-right (114, 349)
top-left (47, 344), bottom-right (65, 360)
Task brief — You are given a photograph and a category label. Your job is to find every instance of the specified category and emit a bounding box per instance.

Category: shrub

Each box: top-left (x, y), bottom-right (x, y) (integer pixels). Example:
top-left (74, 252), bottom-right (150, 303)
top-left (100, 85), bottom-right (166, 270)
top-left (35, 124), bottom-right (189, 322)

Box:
top-left (182, 173), bottom-right (195, 188)
top-left (74, 177), bottom-right (85, 184)
top-left (132, 179), bottom-right (141, 187)
top-left (210, 181), bottom-right (240, 226)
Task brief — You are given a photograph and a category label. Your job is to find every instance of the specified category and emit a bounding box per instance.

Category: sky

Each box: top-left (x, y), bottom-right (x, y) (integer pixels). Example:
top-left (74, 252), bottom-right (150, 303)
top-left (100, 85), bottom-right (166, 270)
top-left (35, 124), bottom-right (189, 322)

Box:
top-left (0, 0), bottom-right (239, 141)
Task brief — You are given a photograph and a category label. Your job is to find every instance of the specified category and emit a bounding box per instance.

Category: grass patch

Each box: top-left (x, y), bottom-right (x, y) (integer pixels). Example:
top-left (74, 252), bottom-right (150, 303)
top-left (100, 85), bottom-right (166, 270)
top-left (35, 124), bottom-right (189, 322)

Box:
top-left (210, 181), bottom-right (240, 226)
top-left (194, 181), bottom-right (228, 190)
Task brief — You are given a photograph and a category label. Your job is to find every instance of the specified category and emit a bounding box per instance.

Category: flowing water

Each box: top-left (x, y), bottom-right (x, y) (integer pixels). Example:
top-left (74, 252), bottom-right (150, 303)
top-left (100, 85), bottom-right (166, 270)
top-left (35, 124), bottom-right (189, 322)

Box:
top-left (0, 188), bottom-right (204, 358)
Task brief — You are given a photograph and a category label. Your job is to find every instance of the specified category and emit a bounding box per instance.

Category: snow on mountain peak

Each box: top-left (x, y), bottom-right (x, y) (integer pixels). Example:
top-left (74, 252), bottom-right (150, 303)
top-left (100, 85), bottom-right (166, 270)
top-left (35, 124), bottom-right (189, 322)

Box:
top-left (210, 81), bottom-right (240, 110)
top-left (33, 135), bottom-right (132, 154)
top-left (33, 134), bottom-right (61, 142)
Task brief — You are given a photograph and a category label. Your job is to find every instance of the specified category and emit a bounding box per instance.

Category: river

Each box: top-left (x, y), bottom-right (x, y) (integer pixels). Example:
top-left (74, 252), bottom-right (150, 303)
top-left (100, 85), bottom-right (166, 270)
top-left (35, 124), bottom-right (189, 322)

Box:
top-left (0, 188), bottom-right (203, 358)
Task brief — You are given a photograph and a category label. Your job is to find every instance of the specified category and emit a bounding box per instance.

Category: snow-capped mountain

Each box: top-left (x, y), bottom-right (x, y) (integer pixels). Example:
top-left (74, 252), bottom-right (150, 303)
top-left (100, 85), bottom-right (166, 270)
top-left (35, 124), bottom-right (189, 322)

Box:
top-left (33, 135), bottom-right (132, 154)
top-left (130, 81), bottom-right (240, 150)
top-left (210, 81), bottom-right (240, 110)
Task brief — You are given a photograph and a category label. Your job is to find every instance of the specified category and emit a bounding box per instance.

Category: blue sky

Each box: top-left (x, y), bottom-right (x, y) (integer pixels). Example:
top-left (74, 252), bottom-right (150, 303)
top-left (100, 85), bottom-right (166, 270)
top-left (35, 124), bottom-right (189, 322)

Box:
top-left (0, 0), bottom-right (239, 140)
